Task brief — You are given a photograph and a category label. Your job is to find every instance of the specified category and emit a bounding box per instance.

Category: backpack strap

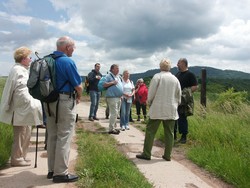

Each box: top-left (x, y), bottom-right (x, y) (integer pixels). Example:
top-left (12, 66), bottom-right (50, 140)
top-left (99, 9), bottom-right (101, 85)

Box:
top-left (110, 73), bottom-right (122, 82)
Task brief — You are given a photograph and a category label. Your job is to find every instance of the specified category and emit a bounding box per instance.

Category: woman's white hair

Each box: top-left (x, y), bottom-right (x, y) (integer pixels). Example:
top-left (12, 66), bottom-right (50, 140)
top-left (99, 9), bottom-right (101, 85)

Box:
top-left (160, 58), bottom-right (171, 71)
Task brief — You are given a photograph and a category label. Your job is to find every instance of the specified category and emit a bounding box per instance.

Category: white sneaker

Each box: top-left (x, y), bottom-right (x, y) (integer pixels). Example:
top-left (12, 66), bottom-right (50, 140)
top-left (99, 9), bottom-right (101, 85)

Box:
top-left (121, 126), bottom-right (125, 131)
top-left (126, 126), bottom-right (130, 130)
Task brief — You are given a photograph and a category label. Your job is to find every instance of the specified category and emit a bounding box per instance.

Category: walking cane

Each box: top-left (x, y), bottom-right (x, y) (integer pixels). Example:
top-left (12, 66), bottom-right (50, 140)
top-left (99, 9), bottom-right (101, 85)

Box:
top-left (34, 126), bottom-right (38, 168)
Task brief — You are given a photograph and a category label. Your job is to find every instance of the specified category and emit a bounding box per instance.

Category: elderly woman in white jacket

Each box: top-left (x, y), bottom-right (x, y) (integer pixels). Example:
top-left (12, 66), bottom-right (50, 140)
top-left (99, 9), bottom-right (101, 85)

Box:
top-left (0, 46), bottom-right (43, 167)
top-left (136, 58), bottom-right (181, 161)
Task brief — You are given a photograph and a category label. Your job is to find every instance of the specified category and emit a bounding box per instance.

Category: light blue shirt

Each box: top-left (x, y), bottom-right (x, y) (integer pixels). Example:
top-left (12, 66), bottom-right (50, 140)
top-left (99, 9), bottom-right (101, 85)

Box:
top-left (105, 73), bottom-right (123, 98)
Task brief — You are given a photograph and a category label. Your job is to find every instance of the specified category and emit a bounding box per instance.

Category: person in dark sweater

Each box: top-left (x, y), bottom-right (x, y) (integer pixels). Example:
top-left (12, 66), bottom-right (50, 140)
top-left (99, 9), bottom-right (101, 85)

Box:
top-left (88, 63), bottom-right (102, 121)
top-left (175, 58), bottom-right (198, 143)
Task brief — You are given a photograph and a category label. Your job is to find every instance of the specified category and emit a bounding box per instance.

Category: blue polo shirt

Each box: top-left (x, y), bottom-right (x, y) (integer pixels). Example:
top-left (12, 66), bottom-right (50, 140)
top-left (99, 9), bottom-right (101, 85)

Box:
top-left (53, 51), bottom-right (82, 92)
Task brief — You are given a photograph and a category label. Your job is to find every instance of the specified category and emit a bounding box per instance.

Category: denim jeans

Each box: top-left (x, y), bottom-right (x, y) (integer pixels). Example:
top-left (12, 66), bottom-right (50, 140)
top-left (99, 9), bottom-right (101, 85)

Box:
top-left (89, 90), bottom-right (101, 118)
top-left (120, 98), bottom-right (132, 128)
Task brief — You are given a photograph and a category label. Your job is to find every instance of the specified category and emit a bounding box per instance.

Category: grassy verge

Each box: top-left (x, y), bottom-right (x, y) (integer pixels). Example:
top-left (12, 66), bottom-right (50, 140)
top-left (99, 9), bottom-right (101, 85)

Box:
top-left (186, 104), bottom-right (250, 188)
top-left (0, 123), bottom-right (13, 168)
top-left (153, 101), bottom-right (250, 188)
top-left (75, 122), bottom-right (152, 188)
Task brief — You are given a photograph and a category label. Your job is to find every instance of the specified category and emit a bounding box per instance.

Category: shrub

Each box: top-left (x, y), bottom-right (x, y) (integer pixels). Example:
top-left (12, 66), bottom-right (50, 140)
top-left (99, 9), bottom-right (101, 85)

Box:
top-left (213, 88), bottom-right (248, 114)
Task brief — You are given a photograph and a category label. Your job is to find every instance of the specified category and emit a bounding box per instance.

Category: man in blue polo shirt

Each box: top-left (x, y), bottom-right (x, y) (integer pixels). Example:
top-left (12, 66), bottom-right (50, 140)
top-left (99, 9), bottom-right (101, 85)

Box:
top-left (44, 36), bottom-right (82, 183)
top-left (104, 64), bottom-right (123, 134)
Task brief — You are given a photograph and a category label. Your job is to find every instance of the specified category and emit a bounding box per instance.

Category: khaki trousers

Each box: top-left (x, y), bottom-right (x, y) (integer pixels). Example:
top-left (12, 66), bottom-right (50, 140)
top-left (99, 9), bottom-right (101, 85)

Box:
top-left (45, 94), bottom-right (76, 176)
top-left (143, 119), bottom-right (175, 159)
top-left (11, 126), bottom-right (31, 163)
top-left (106, 97), bottom-right (121, 131)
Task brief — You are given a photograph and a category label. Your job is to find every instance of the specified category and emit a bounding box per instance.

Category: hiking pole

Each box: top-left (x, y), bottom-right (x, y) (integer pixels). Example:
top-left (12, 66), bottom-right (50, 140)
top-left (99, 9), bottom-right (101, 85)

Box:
top-left (34, 126), bottom-right (38, 168)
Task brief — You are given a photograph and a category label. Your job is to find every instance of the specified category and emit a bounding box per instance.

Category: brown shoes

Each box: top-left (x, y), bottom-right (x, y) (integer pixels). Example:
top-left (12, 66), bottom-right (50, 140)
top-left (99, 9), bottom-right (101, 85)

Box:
top-left (11, 160), bottom-right (31, 167)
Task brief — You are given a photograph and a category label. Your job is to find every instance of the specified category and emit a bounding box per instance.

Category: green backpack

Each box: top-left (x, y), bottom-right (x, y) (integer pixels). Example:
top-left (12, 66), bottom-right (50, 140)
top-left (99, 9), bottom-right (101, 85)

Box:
top-left (27, 52), bottom-right (64, 103)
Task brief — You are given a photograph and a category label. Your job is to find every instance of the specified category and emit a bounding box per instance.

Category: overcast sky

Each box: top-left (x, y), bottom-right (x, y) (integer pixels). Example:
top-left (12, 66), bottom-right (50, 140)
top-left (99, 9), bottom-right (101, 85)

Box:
top-left (1, 0), bottom-right (250, 76)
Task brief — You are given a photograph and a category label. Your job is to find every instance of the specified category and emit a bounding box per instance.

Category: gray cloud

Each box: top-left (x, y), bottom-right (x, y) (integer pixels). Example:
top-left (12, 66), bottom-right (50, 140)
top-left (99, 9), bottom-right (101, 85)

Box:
top-left (1, 0), bottom-right (250, 76)
top-left (77, 1), bottom-right (222, 52)
top-left (0, 17), bottom-right (51, 50)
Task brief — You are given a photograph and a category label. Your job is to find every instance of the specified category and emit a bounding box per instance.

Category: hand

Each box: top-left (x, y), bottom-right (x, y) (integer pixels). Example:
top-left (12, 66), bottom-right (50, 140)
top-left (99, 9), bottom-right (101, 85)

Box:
top-left (76, 97), bottom-right (81, 104)
top-left (113, 80), bottom-right (118, 85)
top-left (96, 75), bottom-right (101, 80)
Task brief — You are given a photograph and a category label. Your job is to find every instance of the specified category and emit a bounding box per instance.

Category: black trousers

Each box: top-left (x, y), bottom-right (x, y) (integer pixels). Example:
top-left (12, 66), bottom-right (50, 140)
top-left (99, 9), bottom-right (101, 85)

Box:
top-left (135, 101), bottom-right (147, 116)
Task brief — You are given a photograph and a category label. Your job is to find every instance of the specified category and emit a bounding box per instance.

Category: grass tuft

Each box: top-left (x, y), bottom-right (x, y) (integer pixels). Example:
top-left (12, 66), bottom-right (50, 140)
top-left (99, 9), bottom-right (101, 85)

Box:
top-left (76, 127), bottom-right (152, 188)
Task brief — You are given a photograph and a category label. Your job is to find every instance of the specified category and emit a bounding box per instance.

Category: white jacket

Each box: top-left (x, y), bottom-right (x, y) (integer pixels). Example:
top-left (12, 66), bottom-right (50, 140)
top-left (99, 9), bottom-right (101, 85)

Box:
top-left (0, 63), bottom-right (43, 126)
top-left (148, 71), bottom-right (181, 120)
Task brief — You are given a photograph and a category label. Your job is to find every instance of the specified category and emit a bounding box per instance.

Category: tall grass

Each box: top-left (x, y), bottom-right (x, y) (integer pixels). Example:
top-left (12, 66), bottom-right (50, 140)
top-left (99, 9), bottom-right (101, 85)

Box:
top-left (0, 78), bottom-right (13, 168)
top-left (76, 126), bottom-right (152, 188)
top-left (187, 103), bottom-right (250, 188)
top-left (153, 89), bottom-right (250, 188)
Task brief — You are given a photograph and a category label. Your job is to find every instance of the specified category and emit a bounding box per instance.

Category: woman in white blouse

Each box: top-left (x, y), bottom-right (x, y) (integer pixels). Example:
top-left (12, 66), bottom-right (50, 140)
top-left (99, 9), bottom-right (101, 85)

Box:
top-left (120, 70), bottom-right (135, 130)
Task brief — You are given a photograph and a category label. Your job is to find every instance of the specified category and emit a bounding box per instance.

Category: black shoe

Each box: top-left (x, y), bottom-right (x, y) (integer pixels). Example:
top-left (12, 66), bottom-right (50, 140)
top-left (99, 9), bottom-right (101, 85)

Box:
top-left (129, 119), bottom-right (135, 122)
top-left (162, 155), bottom-right (171, 161)
top-left (136, 154), bottom-right (151, 160)
top-left (105, 116), bottom-right (109, 119)
top-left (53, 174), bottom-right (79, 183)
top-left (178, 134), bottom-right (187, 144)
top-left (108, 130), bottom-right (120, 135)
top-left (47, 172), bottom-right (54, 179)
top-left (178, 137), bottom-right (187, 144)
top-left (44, 144), bottom-right (47, 150)
top-left (115, 129), bottom-right (120, 133)
top-left (88, 117), bottom-right (94, 121)
top-left (93, 117), bottom-right (99, 120)
top-left (179, 138), bottom-right (186, 144)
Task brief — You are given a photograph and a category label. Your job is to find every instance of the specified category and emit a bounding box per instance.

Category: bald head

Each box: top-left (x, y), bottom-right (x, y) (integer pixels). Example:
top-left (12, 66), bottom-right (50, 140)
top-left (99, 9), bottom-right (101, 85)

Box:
top-left (56, 36), bottom-right (75, 57)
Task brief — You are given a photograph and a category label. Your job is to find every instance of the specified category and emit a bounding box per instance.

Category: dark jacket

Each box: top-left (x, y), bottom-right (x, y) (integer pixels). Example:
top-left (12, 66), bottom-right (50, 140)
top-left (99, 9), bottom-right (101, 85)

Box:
top-left (88, 69), bottom-right (102, 92)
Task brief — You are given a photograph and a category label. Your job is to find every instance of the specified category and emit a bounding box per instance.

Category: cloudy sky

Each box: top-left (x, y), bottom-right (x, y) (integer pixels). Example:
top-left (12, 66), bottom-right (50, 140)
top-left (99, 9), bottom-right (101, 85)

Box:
top-left (1, 0), bottom-right (250, 76)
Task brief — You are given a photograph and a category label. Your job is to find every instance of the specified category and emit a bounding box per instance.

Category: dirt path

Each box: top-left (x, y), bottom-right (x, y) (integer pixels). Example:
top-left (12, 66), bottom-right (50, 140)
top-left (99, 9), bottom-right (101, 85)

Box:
top-left (0, 100), bottom-right (233, 188)
top-left (77, 100), bottom-right (233, 188)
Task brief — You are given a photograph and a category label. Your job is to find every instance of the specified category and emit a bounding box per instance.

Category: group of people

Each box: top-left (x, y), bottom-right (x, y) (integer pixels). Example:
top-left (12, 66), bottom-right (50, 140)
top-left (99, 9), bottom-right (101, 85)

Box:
top-left (87, 58), bottom-right (197, 162)
top-left (0, 34), bottom-right (197, 184)
top-left (87, 64), bottom-right (149, 133)
top-left (0, 36), bottom-right (82, 183)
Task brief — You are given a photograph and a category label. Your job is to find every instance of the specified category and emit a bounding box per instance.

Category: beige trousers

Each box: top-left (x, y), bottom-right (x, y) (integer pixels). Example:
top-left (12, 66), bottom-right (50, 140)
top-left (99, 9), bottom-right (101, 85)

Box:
top-left (45, 94), bottom-right (76, 176)
top-left (106, 97), bottom-right (121, 131)
top-left (11, 126), bottom-right (31, 164)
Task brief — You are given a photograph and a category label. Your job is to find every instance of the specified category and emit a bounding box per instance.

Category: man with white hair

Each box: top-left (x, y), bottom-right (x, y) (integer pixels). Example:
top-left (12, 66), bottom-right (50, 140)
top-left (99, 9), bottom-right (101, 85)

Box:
top-left (44, 36), bottom-right (82, 183)
top-left (136, 58), bottom-right (181, 161)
